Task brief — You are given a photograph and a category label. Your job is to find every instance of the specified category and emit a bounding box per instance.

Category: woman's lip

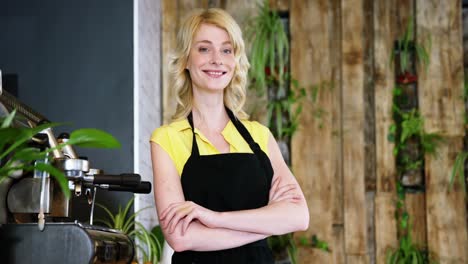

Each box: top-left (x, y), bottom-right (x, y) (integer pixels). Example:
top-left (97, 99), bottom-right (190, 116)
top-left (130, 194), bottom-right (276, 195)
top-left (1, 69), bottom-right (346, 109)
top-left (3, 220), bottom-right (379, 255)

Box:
top-left (203, 70), bottom-right (227, 77)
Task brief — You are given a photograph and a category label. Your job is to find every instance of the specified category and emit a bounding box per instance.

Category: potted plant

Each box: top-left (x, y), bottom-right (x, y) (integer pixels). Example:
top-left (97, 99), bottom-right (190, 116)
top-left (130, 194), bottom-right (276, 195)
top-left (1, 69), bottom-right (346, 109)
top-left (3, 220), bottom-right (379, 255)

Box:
top-left (392, 17), bottom-right (430, 85)
top-left (245, 0), bottom-right (289, 96)
top-left (96, 197), bottom-right (162, 264)
top-left (0, 109), bottom-right (121, 198)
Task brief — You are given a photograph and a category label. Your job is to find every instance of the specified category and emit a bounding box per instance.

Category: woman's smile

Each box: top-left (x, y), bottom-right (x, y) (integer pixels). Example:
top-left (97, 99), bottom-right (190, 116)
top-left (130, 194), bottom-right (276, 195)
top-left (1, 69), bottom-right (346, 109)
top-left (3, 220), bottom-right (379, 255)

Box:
top-left (203, 70), bottom-right (227, 78)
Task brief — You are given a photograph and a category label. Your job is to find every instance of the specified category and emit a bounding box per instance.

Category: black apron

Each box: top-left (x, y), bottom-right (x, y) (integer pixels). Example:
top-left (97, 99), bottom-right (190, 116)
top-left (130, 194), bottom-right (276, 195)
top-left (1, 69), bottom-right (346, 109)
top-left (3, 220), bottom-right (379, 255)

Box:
top-left (172, 109), bottom-right (275, 264)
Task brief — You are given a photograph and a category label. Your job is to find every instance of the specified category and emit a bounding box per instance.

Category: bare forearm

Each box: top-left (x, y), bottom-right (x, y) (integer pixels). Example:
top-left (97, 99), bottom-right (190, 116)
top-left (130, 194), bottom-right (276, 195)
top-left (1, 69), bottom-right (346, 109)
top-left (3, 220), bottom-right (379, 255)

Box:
top-left (165, 221), bottom-right (267, 252)
top-left (216, 201), bottom-right (309, 236)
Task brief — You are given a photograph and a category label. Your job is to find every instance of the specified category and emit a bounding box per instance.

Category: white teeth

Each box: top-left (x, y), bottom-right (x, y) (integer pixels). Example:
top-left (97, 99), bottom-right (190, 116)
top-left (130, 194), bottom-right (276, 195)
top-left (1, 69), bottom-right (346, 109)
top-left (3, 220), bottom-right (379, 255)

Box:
top-left (206, 71), bottom-right (223, 76)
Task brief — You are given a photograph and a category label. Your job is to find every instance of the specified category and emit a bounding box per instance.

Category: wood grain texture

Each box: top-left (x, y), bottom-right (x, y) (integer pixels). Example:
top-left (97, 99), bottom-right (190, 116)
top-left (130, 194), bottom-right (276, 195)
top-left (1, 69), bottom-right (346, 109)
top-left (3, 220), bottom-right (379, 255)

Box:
top-left (373, 1), bottom-right (398, 262)
top-left (346, 254), bottom-right (369, 264)
top-left (425, 137), bottom-right (467, 263)
top-left (363, 0), bottom-right (376, 194)
top-left (374, 0), bottom-right (397, 193)
top-left (404, 193), bottom-right (427, 248)
top-left (269, 0), bottom-right (289, 12)
top-left (331, 0), bottom-right (343, 226)
top-left (374, 193), bottom-right (398, 264)
top-left (333, 225), bottom-right (345, 264)
top-left (416, 0), bottom-right (465, 136)
top-left (395, 0), bottom-right (414, 39)
top-left (291, 0), bottom-right (334, 263)
top-left (161, 0), bottom-right (177, 123)
top-left (341, 0), bottom-right (368, 256)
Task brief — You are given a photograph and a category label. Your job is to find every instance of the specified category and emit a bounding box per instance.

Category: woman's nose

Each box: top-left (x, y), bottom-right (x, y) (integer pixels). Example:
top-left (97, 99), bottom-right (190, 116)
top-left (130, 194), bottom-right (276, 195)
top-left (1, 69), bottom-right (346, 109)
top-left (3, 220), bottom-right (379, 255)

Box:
top-left (210, 51), bottom-right (223, 65)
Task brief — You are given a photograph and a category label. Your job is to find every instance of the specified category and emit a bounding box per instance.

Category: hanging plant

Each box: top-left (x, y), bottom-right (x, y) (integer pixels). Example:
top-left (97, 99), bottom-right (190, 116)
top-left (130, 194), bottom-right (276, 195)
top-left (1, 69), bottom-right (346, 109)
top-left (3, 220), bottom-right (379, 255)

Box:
top-left (391, 17), bottom-right (431, 85)
top-left (245, 0), bottom-right (289, 95)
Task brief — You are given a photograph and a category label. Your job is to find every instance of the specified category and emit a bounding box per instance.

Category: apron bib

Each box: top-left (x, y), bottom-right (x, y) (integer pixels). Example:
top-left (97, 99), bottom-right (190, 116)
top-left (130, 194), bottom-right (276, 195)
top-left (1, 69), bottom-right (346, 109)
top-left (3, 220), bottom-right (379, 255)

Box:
top-left (172, 109), bottom-right (274, 264)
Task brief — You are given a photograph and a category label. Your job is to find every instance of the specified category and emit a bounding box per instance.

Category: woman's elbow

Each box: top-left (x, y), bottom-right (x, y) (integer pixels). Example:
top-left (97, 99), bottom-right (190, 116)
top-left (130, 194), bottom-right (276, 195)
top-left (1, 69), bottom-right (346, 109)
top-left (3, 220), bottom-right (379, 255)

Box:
top-left (168, 240), bottom-right (187, 252)
top-left (298, 215), bottom-right (309, 231)
top-left (164, 231), bottom-right (192, 252)
top-left (297, 205), bottom-right (310, 231)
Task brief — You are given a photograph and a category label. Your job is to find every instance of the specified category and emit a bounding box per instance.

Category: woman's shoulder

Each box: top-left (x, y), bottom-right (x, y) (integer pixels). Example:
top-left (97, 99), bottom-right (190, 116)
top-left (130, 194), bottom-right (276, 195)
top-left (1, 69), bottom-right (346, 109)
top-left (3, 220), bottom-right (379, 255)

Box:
top-left (239, 119), bottom-right (271, 153)
top-left (239, 119), bottom-right (269, 134)
top-left (150, 119), bottom-right (190, 143)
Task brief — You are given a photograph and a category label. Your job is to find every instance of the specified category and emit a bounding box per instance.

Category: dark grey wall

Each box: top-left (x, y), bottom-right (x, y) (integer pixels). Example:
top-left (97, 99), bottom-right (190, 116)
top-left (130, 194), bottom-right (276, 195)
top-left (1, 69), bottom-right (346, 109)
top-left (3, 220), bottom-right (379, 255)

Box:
top-left (0, 0), bottom-right (134, 221)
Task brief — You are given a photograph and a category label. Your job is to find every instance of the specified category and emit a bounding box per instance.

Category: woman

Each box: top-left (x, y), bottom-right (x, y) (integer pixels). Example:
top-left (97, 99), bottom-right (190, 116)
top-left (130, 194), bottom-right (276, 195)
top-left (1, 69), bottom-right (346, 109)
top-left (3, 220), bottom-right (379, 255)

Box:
top-left (150, 8), bottom-right (309, 264)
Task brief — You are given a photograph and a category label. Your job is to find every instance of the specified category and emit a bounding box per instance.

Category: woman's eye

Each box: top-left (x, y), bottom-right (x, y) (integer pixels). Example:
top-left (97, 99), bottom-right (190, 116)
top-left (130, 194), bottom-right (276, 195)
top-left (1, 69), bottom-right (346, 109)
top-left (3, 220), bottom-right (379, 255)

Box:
top-left (198, 47), bottom-right (209, 52)
top-left (223, 49), bottom-right (232, 54)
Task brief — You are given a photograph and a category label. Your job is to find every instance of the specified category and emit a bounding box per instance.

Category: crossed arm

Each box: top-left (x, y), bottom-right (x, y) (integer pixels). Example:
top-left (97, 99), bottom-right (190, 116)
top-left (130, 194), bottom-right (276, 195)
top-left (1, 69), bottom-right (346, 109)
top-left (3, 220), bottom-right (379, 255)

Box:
top-left (151, 133), bottom-right (309, 252)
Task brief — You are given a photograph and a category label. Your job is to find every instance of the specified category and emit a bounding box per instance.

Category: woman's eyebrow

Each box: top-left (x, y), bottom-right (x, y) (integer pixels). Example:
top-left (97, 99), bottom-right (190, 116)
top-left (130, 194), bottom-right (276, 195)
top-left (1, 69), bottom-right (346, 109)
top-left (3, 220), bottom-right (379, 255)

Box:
top-left (194, 40), bottom-right (232, 45)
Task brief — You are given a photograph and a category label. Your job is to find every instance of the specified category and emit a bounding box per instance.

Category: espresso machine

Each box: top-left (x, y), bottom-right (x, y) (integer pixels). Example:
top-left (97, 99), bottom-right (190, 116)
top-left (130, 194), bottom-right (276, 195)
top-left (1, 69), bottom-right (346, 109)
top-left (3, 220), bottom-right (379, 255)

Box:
top-left (0, 72), bottom-right (151, 264)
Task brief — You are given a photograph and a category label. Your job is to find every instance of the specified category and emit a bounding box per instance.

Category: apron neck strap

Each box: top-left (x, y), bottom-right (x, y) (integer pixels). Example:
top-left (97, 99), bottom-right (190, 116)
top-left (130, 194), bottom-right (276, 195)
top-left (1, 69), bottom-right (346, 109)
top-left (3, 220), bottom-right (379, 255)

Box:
top-left (225, 108), bottom-right (262, 154)
top-left (187, 107), bottom-right (262, 156)
top-left (187, 112), bottom-right (200, 156)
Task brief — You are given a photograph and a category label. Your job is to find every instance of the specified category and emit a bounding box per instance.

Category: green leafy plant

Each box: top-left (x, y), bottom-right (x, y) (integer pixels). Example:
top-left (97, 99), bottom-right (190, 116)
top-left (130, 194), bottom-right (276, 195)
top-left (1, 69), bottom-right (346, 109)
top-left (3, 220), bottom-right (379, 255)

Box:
top-left (391, 17), bottom-right (431, 78)
top-left (0, 110), bottom-right (121, 198)
top-left (96, 197), bottom-right (162, 264)
top-left (309, 81), bottom-right (334, 129)
top-left (246, 0), bottom-right (289, 95)
top-left (266, 76), bottom-right (306, 141)
top-left (299, 234), bottom-right (330, 253)
top-left (386, 184), bottom-right (433, 264)
top-left (268, 233), bottom-right (297, 264)
top-left (386, 233), bottom-right (432, 264)
top-left (450, 151), bottom-right (467, 191)
top-left (450, 76), bottom-right (468, 192)
top-left (246, 0), bottom-right (304, 143)
top-left (386, 16), bottom-right (437, 263)
top-left (388, 99), bottom-right (442, 174)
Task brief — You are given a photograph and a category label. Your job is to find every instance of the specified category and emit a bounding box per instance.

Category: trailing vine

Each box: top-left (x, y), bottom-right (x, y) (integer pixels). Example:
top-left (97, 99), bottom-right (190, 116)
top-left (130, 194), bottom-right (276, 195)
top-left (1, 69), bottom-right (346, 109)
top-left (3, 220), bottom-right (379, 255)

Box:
top-left (386, 17), bottom-right (438, 264)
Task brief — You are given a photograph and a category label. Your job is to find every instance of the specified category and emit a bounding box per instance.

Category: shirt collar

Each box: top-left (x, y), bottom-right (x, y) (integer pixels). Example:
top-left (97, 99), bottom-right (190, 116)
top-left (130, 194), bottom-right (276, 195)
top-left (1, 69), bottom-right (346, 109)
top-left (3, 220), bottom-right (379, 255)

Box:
top-left (170, 119), bottom-right (191, 132)
top-left (170, 118), bottom-right (238, 148)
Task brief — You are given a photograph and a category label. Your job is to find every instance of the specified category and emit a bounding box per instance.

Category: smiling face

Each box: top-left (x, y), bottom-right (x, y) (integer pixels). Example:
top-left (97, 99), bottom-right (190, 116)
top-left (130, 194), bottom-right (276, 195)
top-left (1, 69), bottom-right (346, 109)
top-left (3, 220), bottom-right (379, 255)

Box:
top-left (186, 23), bottom-right (236, 93)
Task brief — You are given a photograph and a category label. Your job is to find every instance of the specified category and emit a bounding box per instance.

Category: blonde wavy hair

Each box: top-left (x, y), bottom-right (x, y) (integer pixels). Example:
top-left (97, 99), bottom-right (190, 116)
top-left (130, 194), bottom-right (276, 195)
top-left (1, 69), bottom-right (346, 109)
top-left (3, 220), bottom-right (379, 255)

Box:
top-left (169, 8), bottom-right (250, 121)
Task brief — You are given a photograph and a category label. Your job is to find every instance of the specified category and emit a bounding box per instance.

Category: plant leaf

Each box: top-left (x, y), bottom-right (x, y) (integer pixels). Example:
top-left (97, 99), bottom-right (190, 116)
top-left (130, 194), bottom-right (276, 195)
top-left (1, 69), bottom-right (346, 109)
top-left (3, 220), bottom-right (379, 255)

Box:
top-left (68, 128), bottom-right (121, 148)
top-left (0, 122), bottom-right (63, 160)
top-left (1, 109), bottom-right (16, 128)
top-left (34, 162), bottom-right (70, 199)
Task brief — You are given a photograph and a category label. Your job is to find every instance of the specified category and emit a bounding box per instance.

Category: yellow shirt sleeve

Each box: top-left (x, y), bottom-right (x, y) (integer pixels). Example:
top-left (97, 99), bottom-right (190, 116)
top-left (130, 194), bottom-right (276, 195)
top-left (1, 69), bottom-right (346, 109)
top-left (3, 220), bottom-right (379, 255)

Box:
top-left (150, 119), bottom-right (271, 176)
top-left (150, 124), bottom-right (192, 176)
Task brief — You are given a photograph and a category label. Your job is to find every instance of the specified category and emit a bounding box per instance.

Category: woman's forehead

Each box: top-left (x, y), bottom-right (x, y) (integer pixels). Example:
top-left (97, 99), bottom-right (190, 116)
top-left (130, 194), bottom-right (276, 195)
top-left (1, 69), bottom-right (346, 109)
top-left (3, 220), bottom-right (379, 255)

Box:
top-left (193, 24), bottom-right (232, 44)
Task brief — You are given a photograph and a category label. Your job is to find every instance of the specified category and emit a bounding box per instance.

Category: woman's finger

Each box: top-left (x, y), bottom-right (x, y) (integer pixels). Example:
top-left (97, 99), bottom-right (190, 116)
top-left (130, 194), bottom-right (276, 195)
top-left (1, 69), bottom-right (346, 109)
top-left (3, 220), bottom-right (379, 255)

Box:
top-left (182, 213), bottom-right (195, 236)
top-left (169, 206), bottom-right (193, 233)
top-left (160, 202), bottom-right (182, 220)
top-left (161, 203), bottom-right (184, 228)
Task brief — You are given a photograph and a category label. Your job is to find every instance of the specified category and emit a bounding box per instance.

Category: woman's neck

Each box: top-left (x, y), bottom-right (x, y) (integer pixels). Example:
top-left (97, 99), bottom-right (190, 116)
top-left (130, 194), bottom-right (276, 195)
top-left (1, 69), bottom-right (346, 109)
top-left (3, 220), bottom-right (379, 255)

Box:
top-left (192, 92), bottom-right (228, 133)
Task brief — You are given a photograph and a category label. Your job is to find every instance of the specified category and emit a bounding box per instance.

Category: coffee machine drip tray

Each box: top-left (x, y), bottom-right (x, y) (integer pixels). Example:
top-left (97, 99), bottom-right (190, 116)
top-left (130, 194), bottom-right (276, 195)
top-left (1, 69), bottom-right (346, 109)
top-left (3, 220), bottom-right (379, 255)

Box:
top-left (0, 222), bottom-right (134, 264)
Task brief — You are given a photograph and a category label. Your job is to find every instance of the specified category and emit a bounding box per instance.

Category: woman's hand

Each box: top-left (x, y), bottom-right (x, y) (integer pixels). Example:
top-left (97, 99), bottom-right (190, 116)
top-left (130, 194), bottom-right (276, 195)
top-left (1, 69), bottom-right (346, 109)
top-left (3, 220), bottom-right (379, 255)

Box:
top-left (159, 201), bottom-right (219, 235)
top-left (268, 177), bottom-right (302, 205)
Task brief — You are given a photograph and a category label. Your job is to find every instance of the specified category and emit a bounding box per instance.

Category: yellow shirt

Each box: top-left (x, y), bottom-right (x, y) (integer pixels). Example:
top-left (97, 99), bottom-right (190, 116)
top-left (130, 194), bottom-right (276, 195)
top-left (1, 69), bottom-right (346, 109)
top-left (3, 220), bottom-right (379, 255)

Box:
top-left (150, 119), bottom-right (271, 176)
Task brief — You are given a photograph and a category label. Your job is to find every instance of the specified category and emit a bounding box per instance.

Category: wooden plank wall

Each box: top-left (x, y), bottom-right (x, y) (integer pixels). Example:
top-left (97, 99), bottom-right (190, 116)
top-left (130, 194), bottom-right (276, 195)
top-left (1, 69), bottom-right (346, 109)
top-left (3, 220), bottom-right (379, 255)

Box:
top-left (417, 1), bottom-right (468, 263)
top-left (161, 1), bottom-right (468, 263)
top-left (290, 1), bottom-right (334, 263)
top-left (330, 0), bottom-right (345, 263)
top-left (341, 0), bottom-right (368, 262)
top-left (373, 1), bottom-right (398, 263)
